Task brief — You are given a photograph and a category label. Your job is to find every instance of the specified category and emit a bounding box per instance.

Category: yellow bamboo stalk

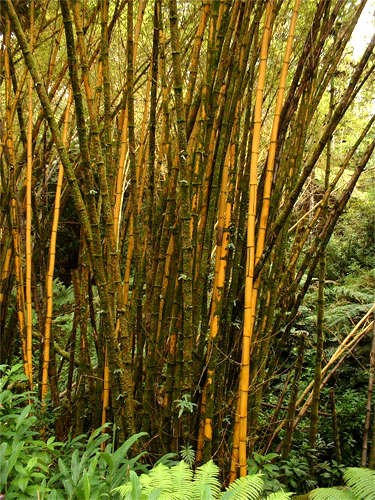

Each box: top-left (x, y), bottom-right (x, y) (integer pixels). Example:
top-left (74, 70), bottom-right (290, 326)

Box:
top-left (184, 0), bottom-right (210, 115)
top-left (202, 133), bottom-right (235, 450)
top-left (236, 1), bottom-right (274, 478)
top-left (11, 198), bottom-right (29, 377)
top-left (11, 202), bottom-right (27, 362)
top-left (122, 215), bottom-right (135, 309)
top-left (113, 106), bottom-right (129, 245)
top-left (245, 0), bottom-right (300, 422)
top-left (134, 0), bottom-right (148, 68)
top-left (113, 0), bottom-right (146, 245)
top-left (196, 384), bottom-right (208, 466)
top-left (0, 246), bottom-right (12, 305)
top-left (41, 90), bottom-right (73, 405)
top-left (5, 16), bottom-right (30, 382)
top-left (25, 0), bottom-right (35, 389)
top-left (101, 344), bottom-right (110, 451)
top-left (229, 397), bottom-right (241, 483)
top-left (256, 0), bottom-right (300, 263)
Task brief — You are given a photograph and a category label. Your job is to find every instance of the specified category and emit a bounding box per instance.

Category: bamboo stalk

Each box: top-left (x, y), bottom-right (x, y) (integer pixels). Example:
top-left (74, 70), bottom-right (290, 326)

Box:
top-left (101, 345), bottom-right (110, 451)
top-left (42, 90), bottom-right (73, 406)
top-left (361, 318), bottom-right (375, 466)
top-left (5, 16), bottom-right (30, 382)
top-left (236, 1), bottom-right (274, 478)
top-left (25, 0), bottom-right (35, 389)
top-left (169, 0), bottom-right (194, 403)
top-left (330, 389), bottom-right (342, 465)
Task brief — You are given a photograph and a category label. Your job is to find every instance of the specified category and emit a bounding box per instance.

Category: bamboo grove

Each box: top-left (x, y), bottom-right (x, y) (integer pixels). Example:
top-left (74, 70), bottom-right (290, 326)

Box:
top-left (1, 0), bottom-right (375, 480)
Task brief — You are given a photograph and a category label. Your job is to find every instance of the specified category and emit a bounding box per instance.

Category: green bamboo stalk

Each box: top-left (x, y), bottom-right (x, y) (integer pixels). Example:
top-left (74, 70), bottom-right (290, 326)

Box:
top-left (169, 0), bottom-right (194, 408)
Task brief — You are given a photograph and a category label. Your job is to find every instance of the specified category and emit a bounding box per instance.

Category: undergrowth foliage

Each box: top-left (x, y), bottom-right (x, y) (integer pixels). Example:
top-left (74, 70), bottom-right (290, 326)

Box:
top-left (1, 365), bottom-right (374, 499)
top-left (310, 468), bottom-right (375, 500)
top-left (113, 460), bottom-right (292, 500)
top-left (0, 365), bottom-right (148, 499)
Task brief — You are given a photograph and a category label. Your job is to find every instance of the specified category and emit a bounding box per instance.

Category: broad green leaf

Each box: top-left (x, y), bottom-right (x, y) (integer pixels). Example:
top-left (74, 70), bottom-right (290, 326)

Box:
top-left (58, 457), bottom-right (70, 478)
top-left (71, 449), bottom-right (81, 485)
top-left (130, 470), bottom-right (142, 500)
top-left (0, 442), bottom-right (9, 488)
top-left (101, 451), bottom-right (114, 469)
top-left (112, 432), bottom-right (148, 469)
top-left (12, 473), bottom-right (29, 492)
top-left (26, 455), bottom-right (39, 470)
top-left (83, 471), bottom-right (91, 500)
top-left (62, 478), bottom-right (74, 499)
top-left (15, 405), bottom-right (32, 431)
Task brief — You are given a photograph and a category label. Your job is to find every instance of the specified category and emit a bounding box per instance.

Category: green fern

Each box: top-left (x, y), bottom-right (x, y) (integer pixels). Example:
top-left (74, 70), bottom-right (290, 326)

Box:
top-left (344, 468), bottom-right (375, 500)
top-left (140, 463), bottom-right (178, 499)
top-left (180, 444), bottom-right (196, 466)
top-left (219, 474), bottom-right (264, 500)
top-left (192, 460), bottom-right (221, 499)
top-left (266, 491), bottom-right (293, 500)
top-left (310, 468), bottom-right (375, 500)
top-left (113, 459), bottom-right (275, 500)
top-left (170, 461), bottom-right (195, 498)
top-left (264, 492), bottom-right (293, 500)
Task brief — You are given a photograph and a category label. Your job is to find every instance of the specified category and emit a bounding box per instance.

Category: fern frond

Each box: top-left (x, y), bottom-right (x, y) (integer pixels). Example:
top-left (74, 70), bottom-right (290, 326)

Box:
top-left (140, 472), bottom-right (152, 489)
top-left (344, 467), bottom-right (375, 500)
top-left (193, 460), bottom-right (221, 499)
top-left (169, 460), bottom-right (195, 499)
top-left (310, 486), bottom-right (356, 500)
top-left (142, 463), bottom-right (175, 498)
top-left (265, 491), bottom-right (293, 500)
top-left (180, 445), bottom-right (196, 466)
top-left (148, 489), bottom-right (162, 500)
top-left (112, 482), bottom-right (132, 499)
top-left (219, 474), bottom-right (264, 500)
